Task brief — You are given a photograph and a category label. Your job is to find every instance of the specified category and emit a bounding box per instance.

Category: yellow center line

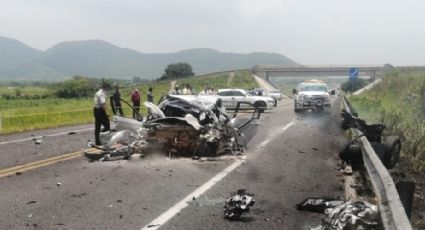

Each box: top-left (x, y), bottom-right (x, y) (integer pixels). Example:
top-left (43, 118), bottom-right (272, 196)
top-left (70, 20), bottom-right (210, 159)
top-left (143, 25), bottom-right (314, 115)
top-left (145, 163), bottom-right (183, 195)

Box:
top-left (0, 148), bottom-right (99, 178)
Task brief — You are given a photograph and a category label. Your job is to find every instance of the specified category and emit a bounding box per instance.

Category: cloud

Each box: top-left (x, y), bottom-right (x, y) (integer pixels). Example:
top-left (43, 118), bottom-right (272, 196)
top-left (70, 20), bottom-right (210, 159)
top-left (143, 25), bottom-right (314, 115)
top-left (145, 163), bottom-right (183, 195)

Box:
top-left (1, 0), bottom-right (425, 65)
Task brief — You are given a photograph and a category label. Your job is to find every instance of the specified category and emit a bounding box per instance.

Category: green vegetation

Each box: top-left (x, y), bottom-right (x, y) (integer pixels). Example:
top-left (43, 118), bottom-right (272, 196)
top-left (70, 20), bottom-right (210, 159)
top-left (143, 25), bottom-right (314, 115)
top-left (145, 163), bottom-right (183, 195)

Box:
top-left (159, 63), bottom-right (194, 80)
top-left (350, 69), bottom-right (425, 171)
top-left (0, 70), bottom-right (257, 134)
top-left (340, 78), bottom-right (368, 92)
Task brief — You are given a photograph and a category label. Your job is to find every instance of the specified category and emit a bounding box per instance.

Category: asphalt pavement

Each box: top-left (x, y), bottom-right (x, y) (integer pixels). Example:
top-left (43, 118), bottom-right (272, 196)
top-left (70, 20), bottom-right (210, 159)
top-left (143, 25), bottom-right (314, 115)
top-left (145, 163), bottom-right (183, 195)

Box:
top-left (0, 97), bottom-right (347, 230)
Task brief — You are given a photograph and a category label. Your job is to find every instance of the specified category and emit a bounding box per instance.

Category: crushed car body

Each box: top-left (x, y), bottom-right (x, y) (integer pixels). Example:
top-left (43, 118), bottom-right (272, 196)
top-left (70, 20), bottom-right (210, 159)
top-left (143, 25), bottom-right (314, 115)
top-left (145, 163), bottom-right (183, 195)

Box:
top-left (84, 94), bottom-right (261, 160)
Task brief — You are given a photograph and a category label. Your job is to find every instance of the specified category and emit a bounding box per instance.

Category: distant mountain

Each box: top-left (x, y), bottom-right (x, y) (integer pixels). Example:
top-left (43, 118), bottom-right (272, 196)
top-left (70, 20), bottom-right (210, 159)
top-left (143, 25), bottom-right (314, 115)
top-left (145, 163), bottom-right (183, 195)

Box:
top-left (0, 37), bottom-right (298, 81)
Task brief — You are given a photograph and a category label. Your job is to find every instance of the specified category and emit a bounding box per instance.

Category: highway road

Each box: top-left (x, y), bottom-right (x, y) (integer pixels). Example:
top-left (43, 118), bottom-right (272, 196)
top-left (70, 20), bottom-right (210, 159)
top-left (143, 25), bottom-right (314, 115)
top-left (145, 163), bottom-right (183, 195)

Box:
top-left (0, 97), bottom-right (347, 230)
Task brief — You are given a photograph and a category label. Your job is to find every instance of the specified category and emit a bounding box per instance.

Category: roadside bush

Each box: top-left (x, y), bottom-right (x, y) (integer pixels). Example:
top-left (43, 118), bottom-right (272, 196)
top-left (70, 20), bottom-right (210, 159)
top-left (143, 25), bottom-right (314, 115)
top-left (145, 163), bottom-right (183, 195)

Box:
top-left (341, 78), bottom-right (368, 92)
top-left (350, 69), bottom-right (425, 171)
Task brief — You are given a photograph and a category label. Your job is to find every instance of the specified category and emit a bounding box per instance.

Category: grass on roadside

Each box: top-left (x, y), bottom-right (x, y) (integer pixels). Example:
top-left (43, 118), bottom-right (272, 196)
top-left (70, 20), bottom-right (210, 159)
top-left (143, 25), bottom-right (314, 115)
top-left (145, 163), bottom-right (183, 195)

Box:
top-left (350, 69), bottom-right (425, 172)
top-left (0, 70), bottom-right (257, 134)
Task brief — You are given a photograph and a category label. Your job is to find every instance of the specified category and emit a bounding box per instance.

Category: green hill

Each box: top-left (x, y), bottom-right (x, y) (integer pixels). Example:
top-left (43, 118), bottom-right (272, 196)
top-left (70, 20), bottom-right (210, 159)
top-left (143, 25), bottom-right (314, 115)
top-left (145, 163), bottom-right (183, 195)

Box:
top-left (0, 37), bottom-right (298, 81)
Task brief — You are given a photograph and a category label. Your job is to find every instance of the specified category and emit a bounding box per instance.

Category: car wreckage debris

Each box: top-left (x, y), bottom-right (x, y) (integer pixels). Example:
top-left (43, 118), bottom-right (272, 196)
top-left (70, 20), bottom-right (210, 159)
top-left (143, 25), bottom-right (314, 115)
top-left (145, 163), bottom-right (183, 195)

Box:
top-left (296, 198), bottom-right (345, 213)
top-left (298, 199), bottom-right (379, 230)
top-left (223, 189), bottom-right (255, 220)
top-left (84, 95), bottom-right (261, 161)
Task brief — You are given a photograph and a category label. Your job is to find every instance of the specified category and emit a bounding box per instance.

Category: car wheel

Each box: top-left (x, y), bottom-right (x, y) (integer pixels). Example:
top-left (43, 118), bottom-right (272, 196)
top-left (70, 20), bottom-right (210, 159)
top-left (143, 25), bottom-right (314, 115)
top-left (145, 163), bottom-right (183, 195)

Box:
top-left (254, 101), bottom-right (266, 113)
top-left (383, 136), bottom-right (401, 169)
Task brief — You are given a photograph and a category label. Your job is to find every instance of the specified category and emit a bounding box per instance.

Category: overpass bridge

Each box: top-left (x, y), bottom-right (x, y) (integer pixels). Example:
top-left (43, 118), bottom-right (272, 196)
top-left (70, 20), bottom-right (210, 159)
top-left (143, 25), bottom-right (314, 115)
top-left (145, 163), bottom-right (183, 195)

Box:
top-left (252, 65), bottom-right (386, 81)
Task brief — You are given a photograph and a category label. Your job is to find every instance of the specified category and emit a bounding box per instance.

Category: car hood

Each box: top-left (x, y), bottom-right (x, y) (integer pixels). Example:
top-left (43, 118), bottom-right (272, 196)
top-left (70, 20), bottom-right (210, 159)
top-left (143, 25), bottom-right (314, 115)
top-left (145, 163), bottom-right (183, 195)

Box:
top-left (299, 91), bottom-right (329, 96)
top-left (250, 95), bottom-right (275, 101)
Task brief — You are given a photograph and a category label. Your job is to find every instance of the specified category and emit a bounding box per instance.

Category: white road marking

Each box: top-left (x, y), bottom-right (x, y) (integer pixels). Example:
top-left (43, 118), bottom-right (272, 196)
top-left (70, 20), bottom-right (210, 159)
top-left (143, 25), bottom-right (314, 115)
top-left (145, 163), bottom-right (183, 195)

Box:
top-left (141, 159), bottom-right (244, 230)
top-left (141, 121), bottom-right (295, 230)
top-left (0, 128), bottom-right (93, 145)
top-left (256, 121), bottom-right (295, 150)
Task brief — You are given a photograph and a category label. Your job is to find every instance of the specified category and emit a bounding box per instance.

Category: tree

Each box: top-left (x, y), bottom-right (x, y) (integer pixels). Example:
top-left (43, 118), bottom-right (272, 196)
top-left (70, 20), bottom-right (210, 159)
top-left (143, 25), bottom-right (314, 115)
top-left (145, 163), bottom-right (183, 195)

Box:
top-left (160, 63), bottom-right (194, 80)
top-left (341, 78), bottom-right (368, 93)
top-left (53, 75), bottom-right (97, 98)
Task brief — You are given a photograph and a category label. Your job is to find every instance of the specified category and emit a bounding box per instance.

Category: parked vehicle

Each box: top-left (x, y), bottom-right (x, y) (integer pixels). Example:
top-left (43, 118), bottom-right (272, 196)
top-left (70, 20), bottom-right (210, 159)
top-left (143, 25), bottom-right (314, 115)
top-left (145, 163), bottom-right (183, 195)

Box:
top-left (268, 89), bottom-right (283, 101)
top-left (292, 80), bottom-right (335, 113)
top-left (217, 88), bottom-right (275, 113)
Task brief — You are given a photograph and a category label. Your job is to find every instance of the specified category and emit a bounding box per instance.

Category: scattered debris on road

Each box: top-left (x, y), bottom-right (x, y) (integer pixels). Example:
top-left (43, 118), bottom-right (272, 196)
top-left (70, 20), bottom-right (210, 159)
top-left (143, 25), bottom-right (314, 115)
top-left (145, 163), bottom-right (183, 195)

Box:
top-left (26, 200), bottom-right (37, 205)
top-left (296, 198), bottom-right (344, 213)
top-left (68, 131), bottom-right (77, 135)
top-left (298, 199), bottom-right (379, 230)
top-left (223, 189), bottom-right (255, 220)
top-left (34, 139), bottom-right (42, 145)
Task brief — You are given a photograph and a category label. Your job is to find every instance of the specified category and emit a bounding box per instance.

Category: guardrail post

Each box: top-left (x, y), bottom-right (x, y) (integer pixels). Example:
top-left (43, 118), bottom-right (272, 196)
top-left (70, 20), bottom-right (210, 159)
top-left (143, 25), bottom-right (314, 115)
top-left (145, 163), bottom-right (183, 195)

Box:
top-left (396, 181), bottom-right (415, 219)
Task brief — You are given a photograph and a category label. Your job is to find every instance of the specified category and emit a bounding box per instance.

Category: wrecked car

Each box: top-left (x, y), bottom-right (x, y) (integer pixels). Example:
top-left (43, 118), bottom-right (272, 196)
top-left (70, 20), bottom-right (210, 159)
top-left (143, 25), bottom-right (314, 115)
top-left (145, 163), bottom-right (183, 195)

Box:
top-left (340, 108), bottom-right (401, 169)
top-left (84, 94), bottom-right (261, 160)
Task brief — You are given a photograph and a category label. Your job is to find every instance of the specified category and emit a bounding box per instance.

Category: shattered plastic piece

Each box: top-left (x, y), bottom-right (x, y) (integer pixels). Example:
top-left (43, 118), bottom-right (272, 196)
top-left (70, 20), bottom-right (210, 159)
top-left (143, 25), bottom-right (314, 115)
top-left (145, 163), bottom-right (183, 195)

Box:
top-left (56, 182), bottom-right (62, 187)
top-left (35, 139), bottom-right (42, 144)
top-left (223, 189), bottom-right (255, 220)
top-left (297, 198), bottom-right (344, 213)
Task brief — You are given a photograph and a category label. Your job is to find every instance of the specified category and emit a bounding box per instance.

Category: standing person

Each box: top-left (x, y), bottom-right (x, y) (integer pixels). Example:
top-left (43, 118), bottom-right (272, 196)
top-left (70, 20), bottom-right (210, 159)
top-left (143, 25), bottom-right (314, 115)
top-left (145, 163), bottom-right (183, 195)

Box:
top-left (93, 84), bottom-right (110, 146)
top-left (199, 85), bottom-right (209, 95)
top-left (182, 84), bottom-right (193, 95)
top-left (147, 87), bottom-right (154, 103)
top-left (172, 85), bottom-right (181, 95)
top-left (112, 85), bottom-right (124, 116)
top-left (210, 86), bottom-right (216, 95)
top-left (131, 88), bottom-right (141, 118)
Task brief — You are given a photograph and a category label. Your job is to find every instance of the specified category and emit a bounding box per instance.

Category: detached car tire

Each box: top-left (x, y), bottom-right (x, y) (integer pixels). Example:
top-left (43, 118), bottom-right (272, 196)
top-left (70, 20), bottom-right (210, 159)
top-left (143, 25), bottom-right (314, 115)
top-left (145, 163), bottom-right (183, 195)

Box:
top-left (383, 136), bottom-right (401, 169)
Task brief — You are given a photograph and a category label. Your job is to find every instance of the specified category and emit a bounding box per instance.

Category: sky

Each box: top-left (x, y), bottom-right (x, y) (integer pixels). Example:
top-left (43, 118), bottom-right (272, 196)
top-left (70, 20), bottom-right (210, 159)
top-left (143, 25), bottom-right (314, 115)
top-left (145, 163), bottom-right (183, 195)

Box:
top-left (1, 0), bottom-right (425, 65)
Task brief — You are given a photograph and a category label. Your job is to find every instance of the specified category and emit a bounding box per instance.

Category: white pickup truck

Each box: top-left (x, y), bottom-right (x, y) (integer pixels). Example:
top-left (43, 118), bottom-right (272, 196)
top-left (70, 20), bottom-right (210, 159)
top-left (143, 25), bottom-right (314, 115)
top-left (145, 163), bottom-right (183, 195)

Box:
top-left (293, 80), bottom-right (335, 113)
top-left (217, 88), bottom-right (275, 112)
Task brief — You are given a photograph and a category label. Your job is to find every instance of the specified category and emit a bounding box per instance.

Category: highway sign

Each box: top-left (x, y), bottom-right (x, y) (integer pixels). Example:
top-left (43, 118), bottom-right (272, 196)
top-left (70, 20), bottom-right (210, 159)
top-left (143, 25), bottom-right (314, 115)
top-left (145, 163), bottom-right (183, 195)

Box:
top-left (349, 68), bottom-right (359, 80)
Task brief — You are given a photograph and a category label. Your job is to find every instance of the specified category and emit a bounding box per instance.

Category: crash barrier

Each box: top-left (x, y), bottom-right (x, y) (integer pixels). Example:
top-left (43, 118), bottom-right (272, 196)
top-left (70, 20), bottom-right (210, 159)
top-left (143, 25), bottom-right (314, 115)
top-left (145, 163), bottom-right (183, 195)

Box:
top-left (341, 96), bottom-right (412, 230)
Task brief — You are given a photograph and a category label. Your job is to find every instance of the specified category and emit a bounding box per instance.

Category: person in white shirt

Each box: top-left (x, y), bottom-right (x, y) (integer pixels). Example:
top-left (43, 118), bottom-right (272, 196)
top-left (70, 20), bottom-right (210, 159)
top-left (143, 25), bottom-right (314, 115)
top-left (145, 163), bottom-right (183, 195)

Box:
top-left (182, 84), bottom-right (193, 95)
top-left (93, 84), bottom-right (110, 145)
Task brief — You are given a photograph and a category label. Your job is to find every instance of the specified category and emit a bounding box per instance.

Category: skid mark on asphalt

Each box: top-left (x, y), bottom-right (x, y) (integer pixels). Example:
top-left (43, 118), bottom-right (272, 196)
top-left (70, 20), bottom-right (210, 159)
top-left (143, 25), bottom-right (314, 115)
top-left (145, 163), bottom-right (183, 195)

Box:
top-left (0, 128), bottom-right (93, 145)
top-left (140, 121), bottom-right (295, 230)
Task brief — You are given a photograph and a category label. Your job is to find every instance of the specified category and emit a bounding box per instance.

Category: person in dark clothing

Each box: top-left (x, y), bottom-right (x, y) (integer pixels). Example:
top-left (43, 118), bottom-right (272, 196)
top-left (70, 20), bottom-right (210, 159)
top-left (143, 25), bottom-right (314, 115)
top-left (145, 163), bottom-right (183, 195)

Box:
top-left (147, 87), bottom-right (154, 103)
top-left (112, 85), bottom-right (124, 116)
top-left (131, 88), bottom-right (141, 118)
top-left (93, 84), bottom-right (110, 146)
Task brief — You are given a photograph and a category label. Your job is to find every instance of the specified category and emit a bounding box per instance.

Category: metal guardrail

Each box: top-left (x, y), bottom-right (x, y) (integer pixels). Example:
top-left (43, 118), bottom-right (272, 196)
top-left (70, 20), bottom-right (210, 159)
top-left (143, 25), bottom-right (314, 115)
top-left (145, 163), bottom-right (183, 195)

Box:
top-left (341, 96), bottom-right (412, 230)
